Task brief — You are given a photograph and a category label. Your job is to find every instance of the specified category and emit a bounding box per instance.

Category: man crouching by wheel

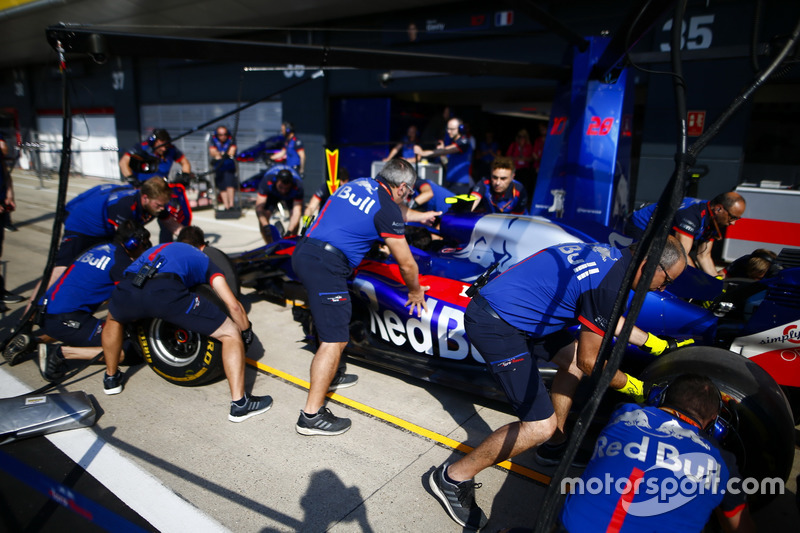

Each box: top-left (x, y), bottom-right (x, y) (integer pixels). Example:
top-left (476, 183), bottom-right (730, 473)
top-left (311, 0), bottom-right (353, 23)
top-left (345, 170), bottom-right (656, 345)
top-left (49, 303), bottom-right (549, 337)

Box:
top-left (100, 225), bottom-right (272, 422)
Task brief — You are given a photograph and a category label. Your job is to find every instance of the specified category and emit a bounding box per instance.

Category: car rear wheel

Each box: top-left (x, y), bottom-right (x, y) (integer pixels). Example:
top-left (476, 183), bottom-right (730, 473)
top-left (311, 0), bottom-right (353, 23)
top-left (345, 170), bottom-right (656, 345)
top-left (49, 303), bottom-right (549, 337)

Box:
top-left (135, 284), bottom-right (228, 387)
top-left (135, 317), bottom-right (224, 386)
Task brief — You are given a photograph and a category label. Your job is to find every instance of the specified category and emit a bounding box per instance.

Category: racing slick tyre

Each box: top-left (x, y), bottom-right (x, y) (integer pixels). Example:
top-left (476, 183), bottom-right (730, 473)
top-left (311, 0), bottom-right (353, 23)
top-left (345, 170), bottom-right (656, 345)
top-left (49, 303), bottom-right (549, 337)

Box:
top-left (640, 346), bottom-right (795, 509)
top-left (135, 285), bottom-right (226, 387)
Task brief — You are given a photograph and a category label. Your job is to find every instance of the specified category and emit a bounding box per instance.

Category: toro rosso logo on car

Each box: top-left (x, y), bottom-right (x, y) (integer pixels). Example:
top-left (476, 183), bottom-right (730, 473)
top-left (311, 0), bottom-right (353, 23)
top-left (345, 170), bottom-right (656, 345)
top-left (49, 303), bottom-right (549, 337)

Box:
top-left (353, 278), bottom-right (485, 363)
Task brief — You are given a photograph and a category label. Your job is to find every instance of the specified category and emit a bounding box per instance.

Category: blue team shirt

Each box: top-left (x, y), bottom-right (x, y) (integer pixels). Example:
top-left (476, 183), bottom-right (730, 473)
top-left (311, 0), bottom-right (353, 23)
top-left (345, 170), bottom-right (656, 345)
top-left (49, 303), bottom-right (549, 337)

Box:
top-left (445, 136), bottom-right (473, 186)
top-left (42, 243), bottom-right (132, 314)
top-left (470, 178), bottom-right (528, 214)
top-left (306, 177), bottom-right (405, 267)
top-left (561, 403), bottom-right (744, 532)
top-left (64, 184), bottom-right (150, 237)
top-left (414, 179), bottom-right (454, 213)
top-left (284, 136), bottom-right (304, 168)
top-left (209, 135), bottom-right (236, 171)
top-left (127, 141), bottom-right (186, 182)
top-left (400, 136), bottom-right (416, 159)
top-left (630, 199), bottom-right (716, 243)
top-left (480, 243), bottom-right (631, 337)
top-left (125, 242), bottom-right (223, 288)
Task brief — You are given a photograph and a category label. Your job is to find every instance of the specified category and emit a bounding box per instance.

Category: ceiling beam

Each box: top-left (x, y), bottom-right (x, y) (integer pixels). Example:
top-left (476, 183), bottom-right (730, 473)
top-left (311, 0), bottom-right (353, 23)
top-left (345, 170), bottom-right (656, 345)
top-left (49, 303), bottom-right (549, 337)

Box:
top-left (46, 24), bottom-right (570, 81)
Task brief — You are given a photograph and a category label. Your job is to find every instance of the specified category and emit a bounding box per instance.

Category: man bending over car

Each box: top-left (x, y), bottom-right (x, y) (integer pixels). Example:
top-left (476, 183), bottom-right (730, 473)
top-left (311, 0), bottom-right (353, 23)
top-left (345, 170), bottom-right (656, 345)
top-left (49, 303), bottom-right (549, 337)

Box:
top-left (292, 158), bottom-right (439, 436)
top-left (428, 237), bottom-right (692, 530)
top-left (100, 225), bottom-right (273, 423)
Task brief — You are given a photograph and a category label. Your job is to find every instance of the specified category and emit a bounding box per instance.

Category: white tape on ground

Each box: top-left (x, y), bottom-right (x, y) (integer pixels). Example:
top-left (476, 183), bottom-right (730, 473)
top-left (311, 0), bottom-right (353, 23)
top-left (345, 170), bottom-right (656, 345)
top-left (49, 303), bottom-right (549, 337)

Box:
top-left (0, 367), bottom-right (230, 533)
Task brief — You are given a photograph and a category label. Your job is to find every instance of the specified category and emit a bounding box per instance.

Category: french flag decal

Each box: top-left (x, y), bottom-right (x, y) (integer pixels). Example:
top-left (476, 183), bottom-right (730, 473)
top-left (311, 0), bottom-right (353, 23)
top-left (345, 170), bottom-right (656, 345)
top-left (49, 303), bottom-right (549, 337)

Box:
top-left (495, 11), bottom-right (514, 27)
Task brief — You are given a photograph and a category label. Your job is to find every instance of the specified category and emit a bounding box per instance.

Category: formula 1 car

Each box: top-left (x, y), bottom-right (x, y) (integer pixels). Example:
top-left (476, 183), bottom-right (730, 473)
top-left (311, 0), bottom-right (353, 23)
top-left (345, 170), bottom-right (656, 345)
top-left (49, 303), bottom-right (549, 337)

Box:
top-left (200, 211), bottom-right (793, 503)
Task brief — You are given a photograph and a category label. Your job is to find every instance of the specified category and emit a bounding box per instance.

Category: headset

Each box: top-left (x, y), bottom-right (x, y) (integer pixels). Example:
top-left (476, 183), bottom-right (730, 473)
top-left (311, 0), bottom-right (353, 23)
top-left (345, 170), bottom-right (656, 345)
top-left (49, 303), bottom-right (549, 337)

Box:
top-left (147, 128), bottom-right (171, 148)
top-left (117, 223), bottom-right (151, 252)
top-left (282, 122), bottom-right (293, 135)
top-left (752, 250), bottom-right (776, 264)
top-left (646, 379), bottom-right (731, 441)
top-left (458, 122), bottom-right (465, 134)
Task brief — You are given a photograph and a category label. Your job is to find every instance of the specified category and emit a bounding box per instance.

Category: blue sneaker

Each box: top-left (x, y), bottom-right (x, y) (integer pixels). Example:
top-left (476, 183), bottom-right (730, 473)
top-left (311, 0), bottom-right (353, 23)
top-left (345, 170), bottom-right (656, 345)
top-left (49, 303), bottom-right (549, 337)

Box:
top-left (429, 462), bottom-right (488, 530)
top-left (229, 395), bottom-right (273, 422)
top-left (103, 370), bottom-right (125, 395)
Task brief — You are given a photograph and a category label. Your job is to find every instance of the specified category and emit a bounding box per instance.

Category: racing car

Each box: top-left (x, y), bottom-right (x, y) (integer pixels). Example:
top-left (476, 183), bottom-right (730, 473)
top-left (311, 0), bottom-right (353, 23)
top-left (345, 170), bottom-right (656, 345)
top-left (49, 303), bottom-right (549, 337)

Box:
top-left (132, 210), bottom-right (797, 504)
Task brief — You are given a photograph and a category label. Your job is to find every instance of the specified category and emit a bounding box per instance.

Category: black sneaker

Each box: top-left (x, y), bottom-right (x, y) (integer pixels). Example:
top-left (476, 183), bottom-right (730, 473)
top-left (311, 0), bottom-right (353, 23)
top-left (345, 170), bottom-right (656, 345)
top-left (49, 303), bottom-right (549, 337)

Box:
top-left (103, 370), bottom-right (125, 395)
top-left (534, 441), bottom-right (590, 468)
top-left (295, 407), bottom-right (351, 436)
top-left (429, 463), bottom-right (488, 530)
top-left (0, 290), bottom-right (24, 304)
top-left (3, 333), bottom-right (34, 365)
top-left (229, 395), bottom-right (273, 422)
top-left (38, 343), bottom-right (66, 382)
top-left (328, 371), bottom-right (359, 391)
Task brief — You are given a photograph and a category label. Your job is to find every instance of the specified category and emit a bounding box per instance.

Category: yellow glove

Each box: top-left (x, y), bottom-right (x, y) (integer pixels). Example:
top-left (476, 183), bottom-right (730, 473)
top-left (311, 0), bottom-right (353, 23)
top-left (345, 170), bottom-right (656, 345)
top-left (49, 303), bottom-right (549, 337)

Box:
top-left (617, 373), bottom-right (646, 403)
top-left (641, 333), bottom-right (694, 356)
top-left (300, 215), bottom-right (313, 236)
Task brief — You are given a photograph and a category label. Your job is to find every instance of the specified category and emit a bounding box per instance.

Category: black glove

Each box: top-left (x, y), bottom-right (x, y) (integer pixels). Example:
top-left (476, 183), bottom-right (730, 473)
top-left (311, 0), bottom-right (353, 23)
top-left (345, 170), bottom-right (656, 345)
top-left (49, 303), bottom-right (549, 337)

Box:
top-left (241, 324), bottom-right (255, 348)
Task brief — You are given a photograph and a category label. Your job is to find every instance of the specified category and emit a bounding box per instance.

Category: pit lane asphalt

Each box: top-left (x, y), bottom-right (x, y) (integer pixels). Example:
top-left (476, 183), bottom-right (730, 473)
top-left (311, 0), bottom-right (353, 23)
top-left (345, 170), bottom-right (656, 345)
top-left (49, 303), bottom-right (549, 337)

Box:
top-left (1, 171), bottom-right (798, 532)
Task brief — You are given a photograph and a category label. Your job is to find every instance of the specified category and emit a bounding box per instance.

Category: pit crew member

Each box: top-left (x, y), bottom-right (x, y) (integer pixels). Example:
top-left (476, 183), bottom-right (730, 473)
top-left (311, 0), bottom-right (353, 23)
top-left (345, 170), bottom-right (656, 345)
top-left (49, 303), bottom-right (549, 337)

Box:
top-left (270, 122), bottom-right (305, 175)
top-left (626, 192), bottom-right (746, 277)
top-left (100, 226), bottom-right (272, 423)
top-left (119, 128), bottom-right (192, 185)
top-left (411, 178), bottom-right (454, 214)
top-left (428, 237), bottom-right (690, 529)
top-left (383, 125), bottom-right (421, 163)
top-left (256, 167), bottom-right (304, 243)
top-left (209, 126), bottom-right (238, 211)
top-left (0, 134), bottom-right (23, 310)
top-left (36, 222), bottom-right (150, 381)
top-left (415, 117), bottom-right (473, 195)
top-left (291, 158), bottom-right (439, 436)
top-left (469, 157), bottom-right (528, 214)
top-left (561, 373), bottom-right (754, 532)
top-left (21, 179), bottom-right (170, 317)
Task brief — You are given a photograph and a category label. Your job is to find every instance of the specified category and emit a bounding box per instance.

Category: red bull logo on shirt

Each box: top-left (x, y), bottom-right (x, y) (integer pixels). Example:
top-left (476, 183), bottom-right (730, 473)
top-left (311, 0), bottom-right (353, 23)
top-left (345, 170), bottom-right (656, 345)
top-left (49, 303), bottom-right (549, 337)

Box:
top-left (77, 246), bottom-right (113, 271)
top-left (334, 184), bottom-right (377, 214)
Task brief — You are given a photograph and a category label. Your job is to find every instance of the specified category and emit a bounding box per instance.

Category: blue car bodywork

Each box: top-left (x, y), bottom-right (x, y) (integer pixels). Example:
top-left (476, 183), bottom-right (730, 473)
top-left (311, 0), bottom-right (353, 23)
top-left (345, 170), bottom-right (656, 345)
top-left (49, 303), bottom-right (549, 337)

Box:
top-left (232, 211), bottom-right (800, 402)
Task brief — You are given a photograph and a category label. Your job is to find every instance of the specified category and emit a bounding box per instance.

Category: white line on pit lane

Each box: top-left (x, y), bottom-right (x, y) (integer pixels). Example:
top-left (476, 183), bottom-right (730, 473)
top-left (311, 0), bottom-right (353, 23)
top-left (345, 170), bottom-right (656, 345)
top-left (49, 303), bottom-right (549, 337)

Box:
top-left (0, 368), bottom-right (230, 533)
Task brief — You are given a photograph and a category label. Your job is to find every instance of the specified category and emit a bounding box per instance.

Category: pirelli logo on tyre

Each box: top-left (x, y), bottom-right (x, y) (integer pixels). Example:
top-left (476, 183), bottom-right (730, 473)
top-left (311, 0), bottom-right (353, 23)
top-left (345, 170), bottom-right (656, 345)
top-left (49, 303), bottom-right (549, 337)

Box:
top-left (137, 325), bottom-right (152, 364)
top-left (204, 340), bottom-right (214, 365)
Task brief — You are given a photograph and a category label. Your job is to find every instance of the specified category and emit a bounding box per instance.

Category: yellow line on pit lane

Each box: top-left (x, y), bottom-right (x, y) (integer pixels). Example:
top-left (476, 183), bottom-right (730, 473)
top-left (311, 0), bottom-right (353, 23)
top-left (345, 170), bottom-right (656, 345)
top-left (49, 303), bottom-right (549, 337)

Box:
top-left (246, 357), bottom-right (552, 485)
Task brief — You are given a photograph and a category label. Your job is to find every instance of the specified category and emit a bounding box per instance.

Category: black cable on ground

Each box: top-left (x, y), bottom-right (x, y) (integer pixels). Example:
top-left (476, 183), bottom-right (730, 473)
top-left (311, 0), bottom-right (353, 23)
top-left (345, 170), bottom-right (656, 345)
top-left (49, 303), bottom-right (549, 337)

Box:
top-left (0, 43), bottom-right (73, 354)
top-left (22, 352), bottom-right (104, 397)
